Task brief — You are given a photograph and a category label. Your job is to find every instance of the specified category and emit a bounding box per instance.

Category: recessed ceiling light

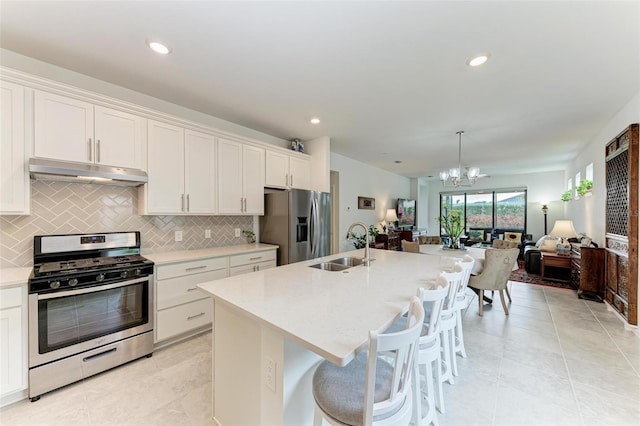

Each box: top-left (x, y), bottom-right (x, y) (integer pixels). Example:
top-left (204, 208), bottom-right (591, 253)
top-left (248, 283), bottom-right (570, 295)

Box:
top-left (310, 118), bottom-right (321, 124)
top-left (147, 41), bottom-right (171, 55)
top-left (467, 53), bottom-right (489, 67)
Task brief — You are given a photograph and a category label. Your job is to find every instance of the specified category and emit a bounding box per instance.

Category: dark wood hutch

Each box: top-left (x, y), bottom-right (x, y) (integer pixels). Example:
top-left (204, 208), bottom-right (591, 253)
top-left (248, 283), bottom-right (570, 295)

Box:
top-left (605, 123), bottom-right (638, 325)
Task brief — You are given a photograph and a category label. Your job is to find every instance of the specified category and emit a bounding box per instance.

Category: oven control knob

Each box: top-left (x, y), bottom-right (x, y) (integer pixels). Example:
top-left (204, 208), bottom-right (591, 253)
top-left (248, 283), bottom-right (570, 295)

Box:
top-left (134, 269), bottom-right (141, 276)
top-left (120, 271), bottom-right (128, 278)
top-left (68, 278), bottom-right (79, 287)
top-left (96, 274), bottom-right (105, 282)
top-left (50, 281), bottom-right (61, 289)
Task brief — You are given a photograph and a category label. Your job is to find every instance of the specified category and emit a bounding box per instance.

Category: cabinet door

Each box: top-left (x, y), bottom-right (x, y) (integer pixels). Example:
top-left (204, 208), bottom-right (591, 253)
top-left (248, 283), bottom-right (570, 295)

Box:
top-left (265, 150), bottom-right (289, 188)
top-left (94, 106), bottom-right (144, 169)
top-left (185, 130), bottom-right (216, 214)
top-left (242, 144), bottom-right (265, 214)
top-left (289, 156), bottom-right (311, 190)
top-left (34, 91), bottom-right (93, 163)
top-left (0, 287), bottom-right (24, 398)
top-left (146, 120), bottom-right (185, 213)
top-left (217, 138), bottom-right (244, 214)
top-left (1, 81), bottom-right (29, 215)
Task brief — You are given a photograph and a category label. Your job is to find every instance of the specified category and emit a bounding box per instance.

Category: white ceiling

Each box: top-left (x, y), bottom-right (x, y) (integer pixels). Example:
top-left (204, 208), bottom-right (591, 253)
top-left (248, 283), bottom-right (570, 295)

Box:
top-left (1, 1), bottom-right (639, 180)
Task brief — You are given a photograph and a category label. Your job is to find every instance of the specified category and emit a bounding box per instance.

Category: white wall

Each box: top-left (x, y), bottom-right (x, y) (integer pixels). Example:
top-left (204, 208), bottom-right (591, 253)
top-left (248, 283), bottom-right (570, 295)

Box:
top-left (425, 170), bottom-right (567, 241)
top-left (330, 152), bottom-right (411, 252)
top-left (566, 91), bottom-right (640, 247)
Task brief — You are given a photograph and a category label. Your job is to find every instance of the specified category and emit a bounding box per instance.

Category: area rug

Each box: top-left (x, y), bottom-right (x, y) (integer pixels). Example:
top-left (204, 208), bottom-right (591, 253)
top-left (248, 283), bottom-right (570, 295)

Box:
top-left (509, 261), bottom-right (575, 290)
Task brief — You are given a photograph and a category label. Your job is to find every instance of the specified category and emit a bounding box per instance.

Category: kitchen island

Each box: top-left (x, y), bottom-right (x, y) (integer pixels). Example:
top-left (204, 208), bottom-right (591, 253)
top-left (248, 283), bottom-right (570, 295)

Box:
top-left (198, 248), bottom-right (448, 425)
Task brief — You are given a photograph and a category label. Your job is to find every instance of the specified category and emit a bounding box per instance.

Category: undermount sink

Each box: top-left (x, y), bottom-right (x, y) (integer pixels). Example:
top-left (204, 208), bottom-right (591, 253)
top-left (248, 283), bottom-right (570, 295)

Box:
top-left (309, 256), bottom-right (368, 271)
top-left (328, 257), bottom-right (364, 267)
top-left (309, 262), bottom-right (351, 271)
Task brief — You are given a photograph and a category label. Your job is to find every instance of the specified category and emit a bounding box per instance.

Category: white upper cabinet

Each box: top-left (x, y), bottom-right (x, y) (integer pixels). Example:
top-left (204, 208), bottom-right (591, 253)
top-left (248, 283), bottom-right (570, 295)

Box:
top-left (184, 129), bottom-right (216, 214)
top-left (289, 156), bottom-right (311, 190)
top-left (218, 138), bottom-right (264, 215)
top-left (0, 81), bottom-right (30, 215)
top-left (265, 150), bottom-right (310, 190)
top-left (142, 120), bottom-right (216, 215)
top-left (34, 91), bottom-right (144, 170)
top-left (265, 150), bottom-right (289, 188)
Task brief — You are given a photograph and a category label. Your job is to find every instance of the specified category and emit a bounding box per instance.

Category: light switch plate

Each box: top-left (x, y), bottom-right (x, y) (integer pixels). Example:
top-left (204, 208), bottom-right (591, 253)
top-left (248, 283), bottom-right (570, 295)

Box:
top-left (235, 228), bottom-right (241, 237)
top-left (175, 231), bottom-right (183, 242)
top-left (205, 229), bottom-right (211, 238)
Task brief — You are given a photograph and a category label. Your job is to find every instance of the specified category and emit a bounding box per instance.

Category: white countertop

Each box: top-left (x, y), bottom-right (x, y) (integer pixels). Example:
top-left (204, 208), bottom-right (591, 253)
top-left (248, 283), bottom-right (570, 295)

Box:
top-left (198, 248), bottom-right (446, 366)
top-left (143, 243), bottom-right (278, 265)
top-left (0, 267), bottom-right (32, 288)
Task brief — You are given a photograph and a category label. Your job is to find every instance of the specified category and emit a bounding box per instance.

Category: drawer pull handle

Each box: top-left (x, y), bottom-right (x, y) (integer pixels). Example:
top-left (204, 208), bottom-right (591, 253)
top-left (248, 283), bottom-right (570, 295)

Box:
top-left (187, 312), bottom-right (205, 320)
top-left (186, 265), bottom-right (207, 271)
top-left (249, 256), bottom-right (262, 261)
top-left (187, 287), bottom-right (199, 292)
top-left (83, 347), bottom-right (116, 362)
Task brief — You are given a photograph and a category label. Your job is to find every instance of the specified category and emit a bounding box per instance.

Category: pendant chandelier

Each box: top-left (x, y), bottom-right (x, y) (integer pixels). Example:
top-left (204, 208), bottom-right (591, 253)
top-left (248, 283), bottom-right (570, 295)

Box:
top-left (439, 130), bottom-right (480, 187)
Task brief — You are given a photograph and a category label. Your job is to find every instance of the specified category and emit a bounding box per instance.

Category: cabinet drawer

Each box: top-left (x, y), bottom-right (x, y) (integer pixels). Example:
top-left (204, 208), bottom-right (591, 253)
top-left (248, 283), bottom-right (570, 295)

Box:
top-left (0, 287), bottom-right (22, 310)
top-left (157, 269), bottom-right (227, 310)
top-left (156, 298), bottom-right (212, 342)
top-left (229, 260), bottom-right (276, 276)
top-left (157, 257), bottom-right (228, 280)
top-left (229, 250), bottom-right (276, 267)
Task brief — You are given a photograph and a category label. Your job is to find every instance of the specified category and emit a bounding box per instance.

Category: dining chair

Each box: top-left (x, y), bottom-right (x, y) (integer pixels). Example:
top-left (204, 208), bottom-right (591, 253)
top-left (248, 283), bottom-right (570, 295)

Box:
top-left (384, 276), bottom-right (450, 425)
top-left (435, 263), bottom-right (464, 414)
top-left (452, 255), bottom-right (474, 374)
top-left (401, 240), bottom-right (420, 253)
top-left (312, 296), bottom-right (425, 426)
top-left (468, 248), bottom-right (519, 316)
top-left (419, 236), bottom-right (442, 245)
top-left (492, 239), bottom-right (519, 249)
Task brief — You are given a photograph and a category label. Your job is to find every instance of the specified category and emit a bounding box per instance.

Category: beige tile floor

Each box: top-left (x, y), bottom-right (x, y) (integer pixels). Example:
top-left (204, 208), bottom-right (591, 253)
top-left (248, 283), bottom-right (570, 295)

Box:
top-left (1, 281), bottom-right (639, 425)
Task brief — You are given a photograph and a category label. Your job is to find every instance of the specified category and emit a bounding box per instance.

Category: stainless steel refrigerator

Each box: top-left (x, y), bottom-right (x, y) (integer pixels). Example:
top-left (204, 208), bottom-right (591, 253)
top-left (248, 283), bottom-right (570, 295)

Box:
top-left (260, 189), bottom-right (331, 265)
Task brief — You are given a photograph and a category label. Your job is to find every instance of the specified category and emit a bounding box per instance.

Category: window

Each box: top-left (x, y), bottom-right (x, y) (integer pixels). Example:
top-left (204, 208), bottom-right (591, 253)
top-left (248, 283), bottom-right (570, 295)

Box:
top-left (439, 188), bottom-right (527, 233)
top-left (586, 163), bottom-right (593, 181)
top-left (575, 172), bottom-right (581, 198)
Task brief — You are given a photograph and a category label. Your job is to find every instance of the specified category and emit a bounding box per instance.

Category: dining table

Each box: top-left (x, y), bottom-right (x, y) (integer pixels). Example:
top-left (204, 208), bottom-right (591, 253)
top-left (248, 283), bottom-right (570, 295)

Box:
top-left (419, 244), bottom-right (519, 304)
top-left (418, 244), bottom-right (519, 275)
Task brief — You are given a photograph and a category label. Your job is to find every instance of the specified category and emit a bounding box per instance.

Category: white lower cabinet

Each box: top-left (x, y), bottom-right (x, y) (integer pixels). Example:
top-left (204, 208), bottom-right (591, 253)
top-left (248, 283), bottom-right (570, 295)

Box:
top-left (155, 257), bottom-right (228, 343)
top-left (229, 250), bottom-right (277, 276)
top-left (0, 285), bottom-right (27, 406)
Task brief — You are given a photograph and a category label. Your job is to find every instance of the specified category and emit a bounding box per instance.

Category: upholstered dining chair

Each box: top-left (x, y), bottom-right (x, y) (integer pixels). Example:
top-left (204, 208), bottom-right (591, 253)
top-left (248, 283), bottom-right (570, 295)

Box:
top-left (419, 235), bottom-right (442, 245)
top-left (312, 296), bottom-right (425, 426)
top-left (401, 240), bottom-right (420, 253)
top-left (492, 239), bottom-right (519, 249)
top-left (468, 248), bottom-right (519, 316)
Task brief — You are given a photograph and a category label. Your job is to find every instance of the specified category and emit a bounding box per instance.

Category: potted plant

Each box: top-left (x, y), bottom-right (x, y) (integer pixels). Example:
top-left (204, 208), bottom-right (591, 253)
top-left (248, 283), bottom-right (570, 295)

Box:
top-left (576, 179), bottom-right (593, 197)
top-left (348, 225), bottom-right (379, 249)
top-left (242, 229), bottom-right (256, 243)
top-left (437, 210), bottom-right (465, 249)
top-left (561, 190), bottom-right (572, 202)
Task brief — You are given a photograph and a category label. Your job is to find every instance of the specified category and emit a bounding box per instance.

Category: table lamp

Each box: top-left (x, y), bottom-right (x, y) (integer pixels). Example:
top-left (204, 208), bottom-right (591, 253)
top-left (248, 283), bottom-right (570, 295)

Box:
top-left (385, 209), bottom-right (399, 231)
top-left (550, 219), bottom-right (578, 255)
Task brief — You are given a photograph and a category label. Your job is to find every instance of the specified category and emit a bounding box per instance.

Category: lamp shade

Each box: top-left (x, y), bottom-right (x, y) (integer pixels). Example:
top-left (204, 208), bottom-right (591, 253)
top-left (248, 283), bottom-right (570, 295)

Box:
top-left (385, 209), bottom-right (399, 223)
top-left (549, 220), bottom-right (578, 239)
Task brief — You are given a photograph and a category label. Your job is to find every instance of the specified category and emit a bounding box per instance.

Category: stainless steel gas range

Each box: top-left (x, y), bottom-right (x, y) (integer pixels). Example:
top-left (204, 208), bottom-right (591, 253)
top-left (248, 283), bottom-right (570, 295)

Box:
top-left (27, 231), bottom-right (154, 401)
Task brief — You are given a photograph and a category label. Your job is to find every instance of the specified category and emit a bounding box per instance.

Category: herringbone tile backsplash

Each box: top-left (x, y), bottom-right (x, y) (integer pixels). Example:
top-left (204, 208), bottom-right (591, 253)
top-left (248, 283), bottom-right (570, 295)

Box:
top-left (0, 181), bottom-right (252, 268)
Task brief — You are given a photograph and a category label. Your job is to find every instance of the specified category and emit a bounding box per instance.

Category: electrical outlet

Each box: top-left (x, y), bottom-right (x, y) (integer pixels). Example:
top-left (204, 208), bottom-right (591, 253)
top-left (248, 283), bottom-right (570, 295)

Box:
top-left (205, 229), bottom-right (211, 238)
top-left (235, 228), bottom-right (241, 237)
top-left (174, 231), bottom-right (183, 242)
top-left (265, 357), bottom-right (276, 392)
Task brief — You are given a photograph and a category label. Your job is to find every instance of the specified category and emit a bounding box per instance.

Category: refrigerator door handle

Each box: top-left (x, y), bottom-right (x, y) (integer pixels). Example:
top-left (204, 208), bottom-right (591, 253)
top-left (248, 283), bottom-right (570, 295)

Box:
top-left (309, 198), bottom-right (315, 257)
top-left (311, 198), bottom-right (320, 257)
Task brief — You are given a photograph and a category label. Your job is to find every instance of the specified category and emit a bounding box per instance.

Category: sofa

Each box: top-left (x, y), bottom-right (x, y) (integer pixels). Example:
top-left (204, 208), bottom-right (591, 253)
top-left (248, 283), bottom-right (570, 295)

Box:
top-left (523, 236), bottom-right (562, 274)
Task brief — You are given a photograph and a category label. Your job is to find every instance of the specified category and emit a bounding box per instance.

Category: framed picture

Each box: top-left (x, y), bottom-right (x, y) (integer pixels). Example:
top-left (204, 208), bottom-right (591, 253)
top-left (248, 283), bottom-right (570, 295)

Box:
top-left (357, 196), bottom-right (375, 210)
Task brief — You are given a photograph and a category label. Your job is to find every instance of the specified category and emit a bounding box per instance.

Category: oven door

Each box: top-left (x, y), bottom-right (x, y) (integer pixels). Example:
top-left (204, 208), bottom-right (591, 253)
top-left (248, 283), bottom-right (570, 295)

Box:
top-left (29, 275), bottom-right (154, 368)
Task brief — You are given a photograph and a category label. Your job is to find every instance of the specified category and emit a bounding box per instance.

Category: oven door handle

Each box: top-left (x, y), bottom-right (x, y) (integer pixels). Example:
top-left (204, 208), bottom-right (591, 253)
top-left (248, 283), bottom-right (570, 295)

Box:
top-left (36, 276), bottom-right (151, 300)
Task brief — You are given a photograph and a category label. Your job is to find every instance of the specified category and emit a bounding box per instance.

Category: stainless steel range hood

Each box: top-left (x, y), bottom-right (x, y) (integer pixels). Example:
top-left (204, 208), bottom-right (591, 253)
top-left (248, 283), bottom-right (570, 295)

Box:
top-left (29, 158), bottom-right (148, 187)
